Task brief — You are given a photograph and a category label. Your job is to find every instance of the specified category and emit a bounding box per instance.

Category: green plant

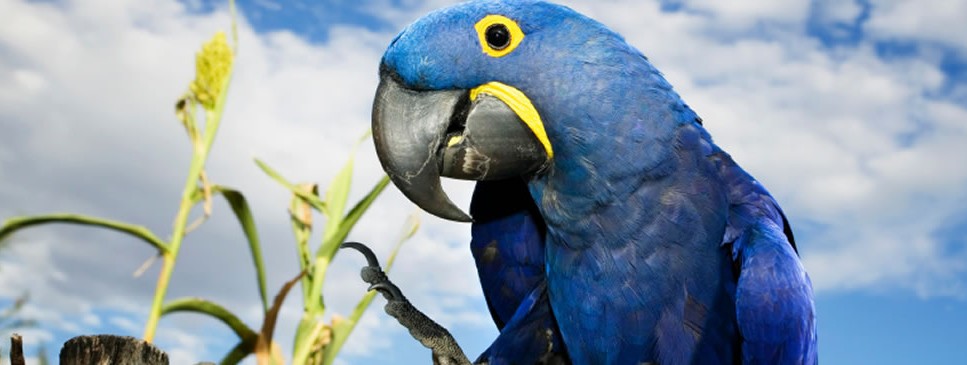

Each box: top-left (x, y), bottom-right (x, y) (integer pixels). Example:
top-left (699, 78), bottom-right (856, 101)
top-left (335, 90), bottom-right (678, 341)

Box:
top-left (0, 1), bottom-right (409, 363)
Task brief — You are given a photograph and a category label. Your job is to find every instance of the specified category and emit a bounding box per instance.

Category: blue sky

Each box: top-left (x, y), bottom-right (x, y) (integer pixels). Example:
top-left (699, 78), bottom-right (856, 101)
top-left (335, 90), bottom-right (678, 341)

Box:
top-left (1, 0), bottom-right (966, 364)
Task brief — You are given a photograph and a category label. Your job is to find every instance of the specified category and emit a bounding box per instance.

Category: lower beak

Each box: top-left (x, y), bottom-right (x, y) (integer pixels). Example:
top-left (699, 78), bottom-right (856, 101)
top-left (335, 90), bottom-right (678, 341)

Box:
top-left (372, 71), bottom-right (549, 222)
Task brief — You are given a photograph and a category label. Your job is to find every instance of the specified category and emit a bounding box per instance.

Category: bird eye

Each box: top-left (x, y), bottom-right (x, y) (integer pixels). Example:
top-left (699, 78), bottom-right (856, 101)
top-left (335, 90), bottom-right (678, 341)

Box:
top-left (485, 24), bottom-right (511, 50)
top-left (475, 15), bottom-right (524, 58)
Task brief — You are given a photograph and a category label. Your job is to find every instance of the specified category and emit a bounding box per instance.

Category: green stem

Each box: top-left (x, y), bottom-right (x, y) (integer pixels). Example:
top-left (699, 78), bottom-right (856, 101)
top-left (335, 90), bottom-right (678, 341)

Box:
top-left (306, 256), bottom-right (330, 313)
top-left (143, 160), bottom-right (205, 341)
top-left (143, 104), bottom-right (228, 341)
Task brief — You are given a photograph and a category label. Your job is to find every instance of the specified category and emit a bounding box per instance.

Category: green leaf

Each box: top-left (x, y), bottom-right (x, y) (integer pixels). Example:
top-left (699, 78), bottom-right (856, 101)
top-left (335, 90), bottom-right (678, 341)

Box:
top-left (324, 157), bottom-right (356, 221)
top-left (332, 176), bottom-right (390, 256)
top-left (161, 297), bottom-right (258, 342)
top-left (212, 185), bottom-right (269, 313)
top-left (321, 155), bottom-right (354, 245)
top-left (322, 213), bottom-right (419, 364)
top-left (306, 133), bottom-right (386, 315)
top-left (254, 158), bottom-right (326, 211)
top-left (304, 175), bottom-right (391, 316)
top-left (0, 214), bottom-right (169, 254)
top-left (220, 340), bottom-right (254, 365)
top-left (317, 175), bottom-right (390, 263)
top-left (319, 131), bottom-right (374, 260)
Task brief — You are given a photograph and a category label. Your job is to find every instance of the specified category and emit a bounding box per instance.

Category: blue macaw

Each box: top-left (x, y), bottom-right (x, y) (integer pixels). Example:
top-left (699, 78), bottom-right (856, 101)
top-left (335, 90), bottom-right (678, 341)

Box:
top-left (368, 1), bottom-right (818, 364)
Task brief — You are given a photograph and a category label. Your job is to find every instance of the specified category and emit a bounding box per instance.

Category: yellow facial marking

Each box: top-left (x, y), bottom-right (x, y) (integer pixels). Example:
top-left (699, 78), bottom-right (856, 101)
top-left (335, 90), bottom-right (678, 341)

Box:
top-left (447, 135), bottom-right (464, 147)
top-left (470, 82), bottom-right (554, 158)
top-left (474, 15), bottom-right (524, 58)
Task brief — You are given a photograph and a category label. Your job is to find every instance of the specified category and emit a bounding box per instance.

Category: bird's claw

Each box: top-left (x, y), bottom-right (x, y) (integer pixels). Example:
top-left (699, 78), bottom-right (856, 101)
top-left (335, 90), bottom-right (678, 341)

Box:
top-left (369, 281), bottom-right (405, 301)
top-left (340, 241), bottom-right (472, 365)
top-left (360, 265), bottom-right (388, 286)
top-left (341, 241), bottom-right (382, 267)
top-left (340, 241), bottom-right (406, 301)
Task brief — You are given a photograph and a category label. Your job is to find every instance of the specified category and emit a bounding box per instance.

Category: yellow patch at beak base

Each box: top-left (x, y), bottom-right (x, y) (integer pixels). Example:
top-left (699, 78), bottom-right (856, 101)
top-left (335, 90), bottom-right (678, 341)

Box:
top-left (470, 82), bottom-right (554, 159)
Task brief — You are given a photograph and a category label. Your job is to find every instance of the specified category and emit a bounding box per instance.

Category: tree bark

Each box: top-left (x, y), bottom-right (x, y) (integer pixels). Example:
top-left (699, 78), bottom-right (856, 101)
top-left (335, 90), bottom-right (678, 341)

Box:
top-left (60, 335), bottom-right (168, 365)
top-left (10, 334), bottom-right (25, 365)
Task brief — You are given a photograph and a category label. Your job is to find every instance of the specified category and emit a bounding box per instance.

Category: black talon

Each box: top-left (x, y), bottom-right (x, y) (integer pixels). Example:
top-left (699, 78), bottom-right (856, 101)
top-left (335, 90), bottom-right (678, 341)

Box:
top-left (341, 241), bottom-right (391, 285)
top-left (369, 281), bottom-right (405, 301)
top-left (340, 242), bottom-right (403, 299)
top-left (341, 241), bottom-right (382, 267)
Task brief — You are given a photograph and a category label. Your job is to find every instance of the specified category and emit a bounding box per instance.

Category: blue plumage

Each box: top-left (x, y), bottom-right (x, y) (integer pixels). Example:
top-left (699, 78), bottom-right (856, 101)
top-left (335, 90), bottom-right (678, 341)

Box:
top-left (470, 178), bottom-right (546, 329)
top-left (378, 1), bottom-right (817, 363)
top-left (470, 179), bottom-right (569, 364)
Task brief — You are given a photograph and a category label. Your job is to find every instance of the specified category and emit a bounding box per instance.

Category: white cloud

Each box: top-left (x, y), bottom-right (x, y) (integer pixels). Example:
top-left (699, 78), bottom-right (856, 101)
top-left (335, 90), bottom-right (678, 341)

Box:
top-left (866, 0), bottom-right (967, 51)
top-left (1, 0), bottom-right (966, 362)
top-left (561, 0), bottom-right (967, 297)
top-left (679, 0), bottom-right (812, 31)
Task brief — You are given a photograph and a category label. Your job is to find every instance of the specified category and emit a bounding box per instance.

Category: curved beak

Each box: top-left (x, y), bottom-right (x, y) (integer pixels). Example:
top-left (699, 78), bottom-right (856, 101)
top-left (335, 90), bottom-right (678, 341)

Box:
top-left (372, 70), bottom-right (550, 222)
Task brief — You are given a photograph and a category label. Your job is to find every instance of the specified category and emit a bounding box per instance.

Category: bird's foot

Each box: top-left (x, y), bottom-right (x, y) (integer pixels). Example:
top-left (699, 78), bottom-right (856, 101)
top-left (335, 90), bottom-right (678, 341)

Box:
top-left (340, 242), bottom-right (473, 365)
top-left (339, 242), bottom-right (403, 299)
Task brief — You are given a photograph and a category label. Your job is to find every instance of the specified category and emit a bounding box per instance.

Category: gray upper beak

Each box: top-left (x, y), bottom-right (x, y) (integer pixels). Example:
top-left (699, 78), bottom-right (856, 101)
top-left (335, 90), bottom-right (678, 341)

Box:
top-left (372, 70), bottom-right (548, 222)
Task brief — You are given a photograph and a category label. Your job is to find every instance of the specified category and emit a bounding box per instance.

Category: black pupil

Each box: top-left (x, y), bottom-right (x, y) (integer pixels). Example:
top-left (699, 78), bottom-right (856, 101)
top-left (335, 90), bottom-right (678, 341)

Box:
top-left (485, 24), bottom-right (511, 50)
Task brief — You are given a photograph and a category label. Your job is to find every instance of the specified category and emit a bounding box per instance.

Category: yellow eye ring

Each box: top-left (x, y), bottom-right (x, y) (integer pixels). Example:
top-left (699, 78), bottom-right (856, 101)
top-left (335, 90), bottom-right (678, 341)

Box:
top-left (475, 15), bottom-right (524, 58)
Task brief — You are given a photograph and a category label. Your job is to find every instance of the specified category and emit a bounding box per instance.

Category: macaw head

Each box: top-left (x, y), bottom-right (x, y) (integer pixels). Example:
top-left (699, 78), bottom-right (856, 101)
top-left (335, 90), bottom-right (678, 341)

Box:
top-left (373, 0), bottom-right (697, 222)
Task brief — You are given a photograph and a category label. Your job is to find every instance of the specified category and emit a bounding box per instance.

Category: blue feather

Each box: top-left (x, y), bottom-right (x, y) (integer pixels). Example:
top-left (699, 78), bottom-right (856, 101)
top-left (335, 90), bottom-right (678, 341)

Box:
top-left (470, 178), bottom-right (547, 328)
top-left (470, 179), bottom-right (570, 364)
top-left (382, 1), bottom-right (817, 363)
top-left (713, 149), bottom-right (818, 364)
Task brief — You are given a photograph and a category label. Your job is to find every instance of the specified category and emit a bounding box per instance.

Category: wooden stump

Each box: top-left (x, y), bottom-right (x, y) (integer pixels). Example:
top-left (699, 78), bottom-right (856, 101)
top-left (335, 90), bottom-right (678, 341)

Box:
top-left (60, 335), bottom-right (168, 365)
top-left (10, 334), bottom-right (25, 365)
